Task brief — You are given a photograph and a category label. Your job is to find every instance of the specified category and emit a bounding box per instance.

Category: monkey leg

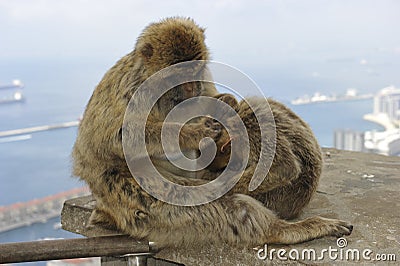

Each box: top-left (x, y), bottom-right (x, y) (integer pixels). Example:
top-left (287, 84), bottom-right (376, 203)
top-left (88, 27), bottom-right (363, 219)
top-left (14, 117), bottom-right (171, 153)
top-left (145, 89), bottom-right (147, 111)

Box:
top-left (197, 147), bottom-right (318, 220)
top-left (267, 216), bottom-right (353, 244)
top-left (198, 166), bottom-right (316, 221)
top-left (95, 181), bottom-right (352, 248)
top-left (226, 163), bottom-right (299, 198)
top-left (148, 194), bottom-right (352, 247)
top-left (260, 173), bottom-right (318, 220)
top-left (255, 148), bottom-right (321, 220)
top-left (236, 140), bottom-right (320, 220)
top-left (243, 163), bottom-right (318, 220)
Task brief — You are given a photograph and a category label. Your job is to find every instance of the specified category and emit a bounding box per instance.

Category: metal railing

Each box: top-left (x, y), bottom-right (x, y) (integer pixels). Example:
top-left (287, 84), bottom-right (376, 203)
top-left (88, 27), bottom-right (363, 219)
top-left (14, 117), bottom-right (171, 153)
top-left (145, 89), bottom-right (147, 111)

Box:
top-left (0, 235), bottom-right (181, 265)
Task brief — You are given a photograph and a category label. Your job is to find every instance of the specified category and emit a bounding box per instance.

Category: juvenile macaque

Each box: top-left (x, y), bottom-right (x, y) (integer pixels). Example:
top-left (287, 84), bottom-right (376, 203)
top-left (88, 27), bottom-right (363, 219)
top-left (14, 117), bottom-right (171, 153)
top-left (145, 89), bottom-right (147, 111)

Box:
top-left (207, 96), bottom-right (328, 219)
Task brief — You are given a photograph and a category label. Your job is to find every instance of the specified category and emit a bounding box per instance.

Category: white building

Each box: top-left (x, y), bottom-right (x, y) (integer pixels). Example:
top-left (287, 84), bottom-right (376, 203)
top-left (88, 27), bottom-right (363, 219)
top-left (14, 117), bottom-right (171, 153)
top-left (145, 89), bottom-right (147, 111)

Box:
top-left (373, 86), bottom-right (400, 124)
top-left (334, 130), bottom-right (365, 152)
top-left (364, 129), bottom-right (400, 156)
top-left (363, 86), bottom-right (400, 156)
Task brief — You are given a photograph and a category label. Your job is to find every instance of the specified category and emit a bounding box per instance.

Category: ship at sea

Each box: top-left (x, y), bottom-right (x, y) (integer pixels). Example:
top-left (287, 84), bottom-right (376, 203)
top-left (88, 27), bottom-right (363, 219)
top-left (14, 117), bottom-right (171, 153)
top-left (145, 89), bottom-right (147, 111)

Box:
top-left (0, 79), bottom-right (25, 104)
top-left (291, 88), bottom-right (373, 105)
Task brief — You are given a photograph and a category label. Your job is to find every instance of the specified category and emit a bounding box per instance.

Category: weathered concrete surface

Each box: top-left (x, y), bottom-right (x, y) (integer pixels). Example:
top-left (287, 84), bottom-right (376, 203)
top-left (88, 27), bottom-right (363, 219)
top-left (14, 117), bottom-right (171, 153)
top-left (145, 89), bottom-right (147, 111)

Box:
top-left (61, 195), bottom-right (121, 237)
top-left (62, 148), bottom-right (400, 265)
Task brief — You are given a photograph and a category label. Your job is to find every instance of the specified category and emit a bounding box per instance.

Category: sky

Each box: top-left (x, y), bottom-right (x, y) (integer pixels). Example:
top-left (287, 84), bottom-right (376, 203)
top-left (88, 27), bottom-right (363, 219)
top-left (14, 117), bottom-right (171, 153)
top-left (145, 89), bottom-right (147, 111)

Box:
top-left (0, 0), bottom-right (399, 96)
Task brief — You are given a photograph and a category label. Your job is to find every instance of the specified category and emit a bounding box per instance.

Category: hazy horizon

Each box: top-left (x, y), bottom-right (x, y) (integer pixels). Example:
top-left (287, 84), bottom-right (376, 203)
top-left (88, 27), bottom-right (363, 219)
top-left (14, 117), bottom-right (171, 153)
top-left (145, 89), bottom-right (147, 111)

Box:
top-left (1, 0), bottom-right (399, 99)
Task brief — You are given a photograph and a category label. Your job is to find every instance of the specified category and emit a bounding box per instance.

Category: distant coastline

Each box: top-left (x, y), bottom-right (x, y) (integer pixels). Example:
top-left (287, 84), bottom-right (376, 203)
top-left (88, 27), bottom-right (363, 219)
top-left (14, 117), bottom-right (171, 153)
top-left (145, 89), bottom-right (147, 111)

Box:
top-left (291, 89), bottom-right (373, 105)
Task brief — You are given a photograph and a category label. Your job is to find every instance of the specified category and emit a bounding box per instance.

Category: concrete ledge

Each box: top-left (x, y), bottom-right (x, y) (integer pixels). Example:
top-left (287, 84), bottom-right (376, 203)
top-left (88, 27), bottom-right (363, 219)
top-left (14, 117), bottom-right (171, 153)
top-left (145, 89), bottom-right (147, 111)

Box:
top-left (61, 148), bottom-right (400, 265)
top-left (61, 195), bottom-right (122, 237)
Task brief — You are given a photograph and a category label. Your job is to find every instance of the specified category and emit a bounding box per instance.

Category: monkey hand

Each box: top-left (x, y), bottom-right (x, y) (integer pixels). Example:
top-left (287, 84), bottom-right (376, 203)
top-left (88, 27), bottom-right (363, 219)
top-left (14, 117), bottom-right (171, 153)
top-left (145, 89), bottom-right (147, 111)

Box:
top-left (215, 93), bottom-right (239, 111)
top-left (179, 116), bottom-right (222, 150)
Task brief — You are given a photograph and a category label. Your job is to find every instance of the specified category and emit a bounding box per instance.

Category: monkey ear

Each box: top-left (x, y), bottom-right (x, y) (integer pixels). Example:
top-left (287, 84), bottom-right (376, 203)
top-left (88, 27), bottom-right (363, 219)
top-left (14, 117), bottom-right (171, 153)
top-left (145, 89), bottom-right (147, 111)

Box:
top-left (141, 43), bottom-right (154, 59)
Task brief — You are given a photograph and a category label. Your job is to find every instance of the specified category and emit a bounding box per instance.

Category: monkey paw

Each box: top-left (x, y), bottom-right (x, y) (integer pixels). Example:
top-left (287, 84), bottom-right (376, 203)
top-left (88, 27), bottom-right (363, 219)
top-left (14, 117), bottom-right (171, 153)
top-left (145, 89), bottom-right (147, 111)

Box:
top-left (180, 117), bottom-right (222, 150)
top-left (326, 218), bottom-right (353, 237)
top-left (311, 216), bottom-right (353, 239)
top-left (216, 93), bottom-right (239, 110)
top-left (202, 116), bottom-right (222, 141)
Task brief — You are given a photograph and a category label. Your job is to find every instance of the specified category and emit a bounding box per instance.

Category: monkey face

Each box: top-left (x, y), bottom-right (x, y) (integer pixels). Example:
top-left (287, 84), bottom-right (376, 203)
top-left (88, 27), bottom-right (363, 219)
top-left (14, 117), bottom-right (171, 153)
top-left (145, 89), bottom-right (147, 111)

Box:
top-left (207, 128), bottom-right (246, 172)
top-left (155, 81), bottom-right (203, 118)
top-left (207, 128), bottom-right (231, 171)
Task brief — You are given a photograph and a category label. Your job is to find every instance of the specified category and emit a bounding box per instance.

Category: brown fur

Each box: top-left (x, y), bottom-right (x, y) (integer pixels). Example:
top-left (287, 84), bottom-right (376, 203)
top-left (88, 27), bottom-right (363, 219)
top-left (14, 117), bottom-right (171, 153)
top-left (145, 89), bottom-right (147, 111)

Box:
top-left (205, 96), bottom-right (323, 219)
top-left (72, 17), bottom-right (352, 248)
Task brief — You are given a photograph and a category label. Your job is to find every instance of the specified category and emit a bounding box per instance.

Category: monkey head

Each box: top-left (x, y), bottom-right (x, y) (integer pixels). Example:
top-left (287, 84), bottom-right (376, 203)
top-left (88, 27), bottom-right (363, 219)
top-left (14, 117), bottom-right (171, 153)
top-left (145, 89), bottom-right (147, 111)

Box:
top-left (207, 96), bottom-right (268, 173)
top-left (136, 17), bottom-right (209, 78)
top-left (207, 127), bottom-right (233, 171)
top-left (136, 17), bottom-right (211, 120)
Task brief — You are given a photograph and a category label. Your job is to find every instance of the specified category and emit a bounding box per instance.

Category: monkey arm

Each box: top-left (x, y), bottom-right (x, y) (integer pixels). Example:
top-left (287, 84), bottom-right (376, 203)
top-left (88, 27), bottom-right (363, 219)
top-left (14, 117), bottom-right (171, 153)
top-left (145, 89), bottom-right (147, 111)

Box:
top-left (122, 117), bottom-right (221, 160)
